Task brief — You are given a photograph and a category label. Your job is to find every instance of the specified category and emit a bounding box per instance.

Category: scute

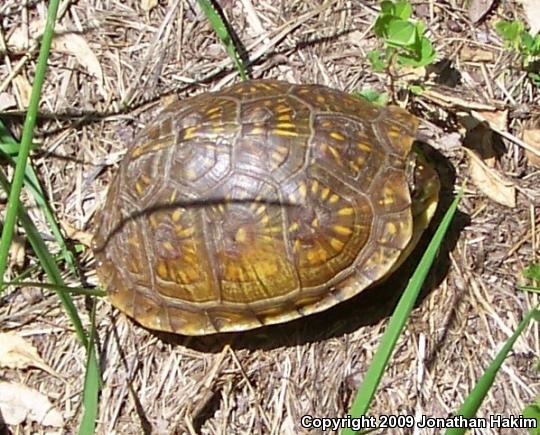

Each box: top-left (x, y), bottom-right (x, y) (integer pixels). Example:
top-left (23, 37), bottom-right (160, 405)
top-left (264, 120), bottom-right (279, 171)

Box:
top-left (92, 79), bottom-right (436, 335)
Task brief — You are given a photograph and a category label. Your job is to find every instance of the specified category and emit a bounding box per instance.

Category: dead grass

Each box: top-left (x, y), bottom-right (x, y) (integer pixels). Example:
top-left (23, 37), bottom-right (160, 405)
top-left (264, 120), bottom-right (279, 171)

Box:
top-left (1, 0), bottom-right (539, 434)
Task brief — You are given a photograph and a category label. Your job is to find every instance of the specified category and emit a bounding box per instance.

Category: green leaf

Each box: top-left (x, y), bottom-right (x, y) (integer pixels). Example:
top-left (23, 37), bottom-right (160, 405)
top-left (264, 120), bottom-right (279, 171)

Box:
top-left (415, 21), bottom-right (426, 37)
top-left (398, 37), bottom-right (435, 67)
top-left (386, 19), bottom-right (416, 47)
top-left (380, 1), bottom-right (395, 15)
top-left (524, 263), bottom-right (540, 282)
top-left (495, 20), bottom-right (524, 48)
top-left (523, 404), bottom-right (540, 435)
top-left (394, 1), bottom-right (412, 20)
top-left (529, 72), bottom-right (540, 88)
top-left (355, 89), bottom-right (388, 105)
top-left (408, 84), bottom-right (424, 95)
top-left (521, 32), bottom-right (535, 54)
top-left (368, 49), bottom-right (387, 72)
top-left (374, 14), bottom-right (395, 37)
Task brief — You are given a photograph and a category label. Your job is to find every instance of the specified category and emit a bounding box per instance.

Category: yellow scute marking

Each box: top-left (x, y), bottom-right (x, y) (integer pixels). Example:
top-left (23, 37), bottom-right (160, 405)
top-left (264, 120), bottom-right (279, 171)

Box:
top-left (289, 222), bottom-right (299, 232)
top-left (307, 247), bottom-right (328, 263)
top-left (321, 187), bottom-right (330, 200)
top-left (386, 222), bottom-right (397, 235)
top-left (162, 241), bottom-right (174, 251)
top-left (337, 207), bottom-right (354, 216)
top-left (183, 126), bottom-right (198, 140)
top-left (235, 227), bottom-right (247, 243)
top-left (298, 183), bottom-right (307, 200)
top-left (330, 131), bottom-right (346, 141)
top-left (330, 238), bottom-right (344, 251)
top-left (157, 262), bottom-right (168, 279)
top-left (206, 107), bottom-right (221, 115)
top-left (172, 209), bottom-right (182, 222)
top-left (274, 129), bottom-right (298, 137)
top-left (333, 225), bottom-right (352, 235)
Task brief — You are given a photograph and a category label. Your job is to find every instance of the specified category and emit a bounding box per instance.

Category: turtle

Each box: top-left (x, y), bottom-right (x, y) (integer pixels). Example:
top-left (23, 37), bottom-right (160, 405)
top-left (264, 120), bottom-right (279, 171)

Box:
top-left (92, 80), bottom-right (440, 336)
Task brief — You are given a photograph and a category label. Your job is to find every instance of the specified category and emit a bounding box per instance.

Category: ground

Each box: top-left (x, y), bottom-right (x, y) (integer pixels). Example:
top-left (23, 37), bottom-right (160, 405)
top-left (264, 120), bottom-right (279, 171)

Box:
top-left (1, 0), bottom-right (539, 434)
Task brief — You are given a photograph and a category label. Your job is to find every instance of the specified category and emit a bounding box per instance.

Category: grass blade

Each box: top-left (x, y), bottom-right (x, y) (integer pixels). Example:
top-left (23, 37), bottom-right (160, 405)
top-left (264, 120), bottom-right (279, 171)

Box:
top-left (0, 120), bottom-right (77, 273)
top-left (342, 185), bottom-right (464, 435)
top-left (445, 307), bottom-right (540, 435)
top-left (0, 0), bottom-right (61, 286)
top-left (78, 302), bottom-right (100, 435)
top-left (196, 0), bottom-right (248, 80)
top-left (0, 170), bottom-right (88, 346)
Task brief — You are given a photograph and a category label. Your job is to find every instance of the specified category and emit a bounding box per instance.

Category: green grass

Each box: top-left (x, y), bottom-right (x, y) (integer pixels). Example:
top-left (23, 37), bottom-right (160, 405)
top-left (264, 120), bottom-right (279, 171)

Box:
top-left (0, 0), bottom-right (101, 433)
top-left (495, 19), bottom-right (540, 87)
top-left (1, 1), bottom-right (536, 433)
top-left (342, 185), bottom-right (463, 435)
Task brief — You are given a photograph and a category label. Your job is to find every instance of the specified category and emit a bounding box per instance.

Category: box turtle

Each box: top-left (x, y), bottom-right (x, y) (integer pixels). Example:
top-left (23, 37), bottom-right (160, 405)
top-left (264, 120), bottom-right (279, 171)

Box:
top-left (92, 80), bottom-right (440, 335)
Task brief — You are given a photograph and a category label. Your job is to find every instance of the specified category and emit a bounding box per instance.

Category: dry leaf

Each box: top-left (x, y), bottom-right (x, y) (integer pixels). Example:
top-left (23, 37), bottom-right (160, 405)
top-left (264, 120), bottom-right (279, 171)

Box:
top-left (141, 0), bottom-right (159, 11)
top-left (52, 31), bottom-right (103, 87)
top-left (524, 129), bottom-right (540, 168)
top-left (0, 381), bottom-right (63, 427)
top-left (9, 233), bottom-right (26, 269)
top-left (0, 92), bottom-right (16, 111)
top-left (13, 75), bottom-right (32, 108)
top-left (466, 148), bottom-right (516, 208)
top-left (521, 0), bottom-right (540, 34)
top-left (468, 0), bottom-right (496, 23)
top-left (462, 118), bottom-right (497, 167)
top-left (471, 109), bottom-right (508, 132)
top-left (61, 220), bottom-right (94, 247)
top-left (0, 333), bottom-right (56, 375)
top-left (7, 21), bottom-right (103, 87)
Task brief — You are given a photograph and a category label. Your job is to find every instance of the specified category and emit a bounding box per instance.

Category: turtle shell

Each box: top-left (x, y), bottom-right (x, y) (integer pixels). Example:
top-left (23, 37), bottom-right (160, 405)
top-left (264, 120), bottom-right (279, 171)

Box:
top-left (92, 80), bottom-right (434, 335)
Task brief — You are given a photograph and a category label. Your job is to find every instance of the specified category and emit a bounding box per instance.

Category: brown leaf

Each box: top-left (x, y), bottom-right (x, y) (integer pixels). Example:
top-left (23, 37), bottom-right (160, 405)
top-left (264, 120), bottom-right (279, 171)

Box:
top-left (0, 333), bottom-right (57, 375)
top-left (60, 220), bottom-right (94, 247)
top-left (7, 21), bottom-right (103, 86)
top-left (462, 118), bottom-right (497, 167)
top-left (468, 0), bottom-right (496, 23)
top-left (524, 129), bottom-right (540, 168)
top-left (471, 109), bottom-right (508, 132)
top-left (9, 233), bottom-right (26, 269)
top-left (13, 75), bottom-right (32, 108)
top-left (52, 30), bottom-right (103, 87)
top-left (0, 92), bottom-right (16, 111)
top-left (466, 148), bottom-right (516, 208)
top-left (0, 381), bottom-right (64, 427)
